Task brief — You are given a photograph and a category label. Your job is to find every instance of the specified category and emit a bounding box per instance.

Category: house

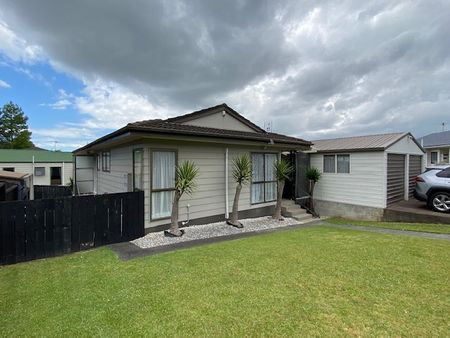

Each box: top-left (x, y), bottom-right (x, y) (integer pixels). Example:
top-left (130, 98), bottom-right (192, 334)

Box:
top-left (307, 132), bottom-right (424, 220)
top-left (0, 170), bottom-right (32, 201)
top-left (0, 149), bottom-right (73, 186)
top-left (73, 103), bottom-right (311, 232)
top-left (417, 130), bottom-right (450, 165)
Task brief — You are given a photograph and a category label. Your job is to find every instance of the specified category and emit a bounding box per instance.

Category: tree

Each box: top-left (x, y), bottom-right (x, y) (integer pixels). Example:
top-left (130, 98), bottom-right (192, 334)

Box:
top-left (0, 102), bottom-right (33, 149)
top-left (305, 167), bottom-right (321, 216)
top-left (227, 155), bottom-right (252, 228)
top-left (166, 161), bottom-right (199, 237)
top-left (272, 159), bottom-right (294, 220)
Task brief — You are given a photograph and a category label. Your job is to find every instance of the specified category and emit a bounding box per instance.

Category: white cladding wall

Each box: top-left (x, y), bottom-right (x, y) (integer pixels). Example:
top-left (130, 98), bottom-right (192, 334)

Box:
top-left (94, 142), bottom-right (277, 228)
top-left (310, 151), bottom-right (386, 208)
top-left (0, 162), bottom-right (73, 185)
top-left (97, 145), bottom-right (135, 194)
top-left (386, 136), bottom-right (424, 155)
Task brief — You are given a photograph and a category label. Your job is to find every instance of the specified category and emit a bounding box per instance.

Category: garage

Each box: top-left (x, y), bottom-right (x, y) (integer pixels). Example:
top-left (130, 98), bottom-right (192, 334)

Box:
top-left (307, 132), bottom-right (425, 220)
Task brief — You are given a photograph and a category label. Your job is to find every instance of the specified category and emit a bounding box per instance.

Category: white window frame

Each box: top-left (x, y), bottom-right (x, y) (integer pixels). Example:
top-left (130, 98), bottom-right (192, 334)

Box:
top-left (34, 167), bottom-right (46, 177)
top-left (251, 153), bottom-right (278, 205)
top-left (322, 154), bottom-right (351, 174)
top-left (101, 151), bottom-right (111, 172)
top-left (150, 149), bottom-right (177, 221)
top-left (133, 148), bottom-right (144, 191)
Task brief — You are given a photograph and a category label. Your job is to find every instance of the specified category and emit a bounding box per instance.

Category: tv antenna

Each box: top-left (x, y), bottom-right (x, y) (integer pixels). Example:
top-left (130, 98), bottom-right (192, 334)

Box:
top-left (51, 140), bottom-right (59, 151)
top-left (264, 121), bottom-right (273, 132)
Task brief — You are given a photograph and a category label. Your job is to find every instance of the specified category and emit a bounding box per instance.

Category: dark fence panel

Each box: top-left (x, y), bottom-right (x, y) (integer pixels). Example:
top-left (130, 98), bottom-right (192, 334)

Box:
top-left (34, 185), bottom-right (73, 200)
top-left (0, 191), bottom-right (144, 265)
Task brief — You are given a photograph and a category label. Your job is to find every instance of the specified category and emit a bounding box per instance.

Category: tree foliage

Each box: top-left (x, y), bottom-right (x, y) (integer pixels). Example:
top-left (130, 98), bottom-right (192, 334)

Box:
top-left (305, 167), bottom-right (321, 183)
top-left (229, 155), bottom-right (252, 227)
top-left (0, 101), bottom-right (34, 149)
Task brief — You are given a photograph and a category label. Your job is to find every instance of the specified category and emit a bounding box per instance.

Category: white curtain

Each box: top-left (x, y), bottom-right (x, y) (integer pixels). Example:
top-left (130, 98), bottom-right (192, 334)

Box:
top-left (152, 191), bottom-right (175, 219)
top-left (251, 183), bottom-right (264, 203)
top-left (252, 154), bottom-right (264, 181)
top-left (265, 182), bottom-right (277, 201)
top-left (152, 151), bottom-right (175, 219)
top-left (265, 154), bottom-right (277, 181)
top-left (152, 151), bottom-right (175, 189)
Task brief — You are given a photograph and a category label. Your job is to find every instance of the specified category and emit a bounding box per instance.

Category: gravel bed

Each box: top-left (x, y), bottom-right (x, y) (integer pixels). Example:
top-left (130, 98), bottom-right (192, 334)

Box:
top-left (131, 216), bottom-right (299, 249)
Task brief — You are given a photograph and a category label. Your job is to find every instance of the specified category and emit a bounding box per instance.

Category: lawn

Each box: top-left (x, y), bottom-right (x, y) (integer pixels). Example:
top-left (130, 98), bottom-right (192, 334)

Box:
top-left (1, 226), bottom-right (449, 337)
top-left (326, 217), bottom-right (450, 234)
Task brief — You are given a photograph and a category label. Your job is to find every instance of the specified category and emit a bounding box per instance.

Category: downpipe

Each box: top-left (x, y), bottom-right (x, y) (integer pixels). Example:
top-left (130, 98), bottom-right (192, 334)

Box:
top-left (181, 204), bottom-right (191, 226)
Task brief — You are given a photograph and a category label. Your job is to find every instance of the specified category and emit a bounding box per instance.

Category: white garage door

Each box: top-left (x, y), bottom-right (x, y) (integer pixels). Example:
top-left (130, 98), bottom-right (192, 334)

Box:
top-left (387, 154), bottom-right (406, 205)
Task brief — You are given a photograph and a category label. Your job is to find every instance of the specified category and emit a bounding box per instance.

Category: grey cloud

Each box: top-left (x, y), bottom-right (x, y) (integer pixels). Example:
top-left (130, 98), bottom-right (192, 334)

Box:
top-left (1, 0), bottom-right (450, 142)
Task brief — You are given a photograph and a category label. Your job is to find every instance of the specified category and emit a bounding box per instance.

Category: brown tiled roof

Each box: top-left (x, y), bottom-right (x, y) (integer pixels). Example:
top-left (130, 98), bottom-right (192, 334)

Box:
top-left (74, 104), bottom-right (311, 153)
top-left (128, 119), bottom-right (310, 145)
top-left (312, 132), bottom-right (422, 152)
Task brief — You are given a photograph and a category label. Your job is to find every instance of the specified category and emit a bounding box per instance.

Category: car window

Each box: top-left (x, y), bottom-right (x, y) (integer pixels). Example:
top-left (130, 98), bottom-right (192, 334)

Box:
top-left (436, 168), bottom-right (450, 178)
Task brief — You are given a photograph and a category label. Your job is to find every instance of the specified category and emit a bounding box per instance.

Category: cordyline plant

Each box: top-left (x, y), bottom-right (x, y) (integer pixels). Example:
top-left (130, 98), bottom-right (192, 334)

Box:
top-left (272, 159), bottom-right (294, 220)
top-left (305, 167), bottom-right (321, 215)
top-left (167, 161), bottom-right (199, 237)
top-left (227, 155), bottom-right (252, 228)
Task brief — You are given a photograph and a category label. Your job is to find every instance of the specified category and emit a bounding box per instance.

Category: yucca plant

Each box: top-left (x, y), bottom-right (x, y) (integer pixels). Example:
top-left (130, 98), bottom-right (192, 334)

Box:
top-left (227, 155), bottom-right (252, 228)
top-left (305, 167), bottom-right (321, 215)
top-left (272, 159), bottom-right (294, 220)
top-left (167, 161), bottom-right (199, 237)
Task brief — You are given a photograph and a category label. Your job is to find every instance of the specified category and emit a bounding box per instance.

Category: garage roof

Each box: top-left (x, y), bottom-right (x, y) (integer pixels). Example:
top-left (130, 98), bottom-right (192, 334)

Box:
top-left (311, 132), bottom-right (423, 153)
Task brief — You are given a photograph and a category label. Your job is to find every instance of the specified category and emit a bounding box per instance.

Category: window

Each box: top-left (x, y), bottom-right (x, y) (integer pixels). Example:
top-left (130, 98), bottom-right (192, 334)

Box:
top-left (430, 151), bottom-right (438, 164)
top-left (337, 155), bottom-right (350, 173)
top-left (133, 149), bottom-right (144, 191)
top-left (323, 155), bottom-right (335, 173)
top-left (323, 154), bottom-right (350, 174)
top-left (34, 167), bottom-right (45, 176)
top-left (2, 167), bottom-right (14, 172)
top-left (436, 168), bottom-right (450, 178)
top-left (102, 151), bottom-right (111, 172)
top-left (151, 150), bottom-right (176, 219)
top-left (251, 153), bottom-right (277, 204)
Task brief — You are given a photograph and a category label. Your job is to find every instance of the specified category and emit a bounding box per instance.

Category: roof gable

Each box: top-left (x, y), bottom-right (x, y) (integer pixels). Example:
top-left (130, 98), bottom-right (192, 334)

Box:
top-left (166, 103), bottom-right (265, 133)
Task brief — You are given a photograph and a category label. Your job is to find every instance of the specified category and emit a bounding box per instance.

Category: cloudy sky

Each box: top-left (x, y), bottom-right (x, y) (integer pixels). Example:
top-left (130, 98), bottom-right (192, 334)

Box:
top-left (0, 0), bottom-right (449, 150)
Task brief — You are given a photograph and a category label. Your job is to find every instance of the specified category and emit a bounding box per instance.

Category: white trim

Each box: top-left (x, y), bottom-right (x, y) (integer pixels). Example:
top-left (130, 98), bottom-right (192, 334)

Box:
top-left (225, 148), bottom-right (229, 219)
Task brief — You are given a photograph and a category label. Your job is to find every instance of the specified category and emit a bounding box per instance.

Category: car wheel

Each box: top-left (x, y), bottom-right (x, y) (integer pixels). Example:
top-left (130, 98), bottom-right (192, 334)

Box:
top-left (429, 192), bottom-right (450, 213)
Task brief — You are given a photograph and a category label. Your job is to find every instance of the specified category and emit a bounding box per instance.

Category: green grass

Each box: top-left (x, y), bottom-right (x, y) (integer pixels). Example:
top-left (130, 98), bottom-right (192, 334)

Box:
top-left (1, 226), bottom-right (449, 337)
top-left (326, 217), bottom-right (450, 234)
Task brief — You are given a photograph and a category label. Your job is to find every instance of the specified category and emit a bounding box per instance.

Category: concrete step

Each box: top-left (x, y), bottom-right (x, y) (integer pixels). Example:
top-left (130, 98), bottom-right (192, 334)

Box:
top-left (282, 205), bottom-right (306, 214)
top-left (282, 208), bottom-right (310, 218)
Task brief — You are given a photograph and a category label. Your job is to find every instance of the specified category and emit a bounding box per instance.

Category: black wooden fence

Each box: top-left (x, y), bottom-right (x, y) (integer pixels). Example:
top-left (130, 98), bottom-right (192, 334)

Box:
top-left (34, 185), bottom-right (73, 200)
top-left (0, 191), bottom-right (144, 265)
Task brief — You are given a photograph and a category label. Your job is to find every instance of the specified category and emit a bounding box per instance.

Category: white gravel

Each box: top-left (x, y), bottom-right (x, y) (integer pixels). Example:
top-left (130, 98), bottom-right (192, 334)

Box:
top-left (131, 216), bottom-right (299, 249)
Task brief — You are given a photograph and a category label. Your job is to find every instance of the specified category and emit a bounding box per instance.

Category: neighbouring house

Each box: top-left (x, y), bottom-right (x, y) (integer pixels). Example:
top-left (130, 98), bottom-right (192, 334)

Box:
top-left (417, 130), bottom-right (450, 165)
top-left (306, 132), bottom-right (424, 220)
top-left (0, 149), bottom-right (73, 187)
top-left (0, 170), bottom-right (32, 201)
top-left (73, 104), bottom-right (311, 231)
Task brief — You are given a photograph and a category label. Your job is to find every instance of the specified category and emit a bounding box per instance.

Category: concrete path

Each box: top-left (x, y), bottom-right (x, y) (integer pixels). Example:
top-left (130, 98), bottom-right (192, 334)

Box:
top-left (323, 222), bottom-right (450, 241)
